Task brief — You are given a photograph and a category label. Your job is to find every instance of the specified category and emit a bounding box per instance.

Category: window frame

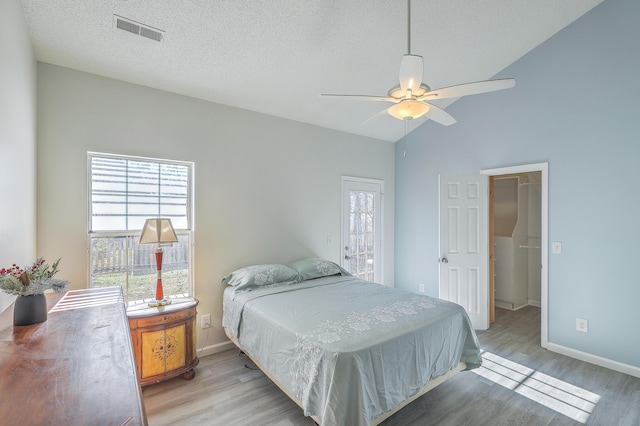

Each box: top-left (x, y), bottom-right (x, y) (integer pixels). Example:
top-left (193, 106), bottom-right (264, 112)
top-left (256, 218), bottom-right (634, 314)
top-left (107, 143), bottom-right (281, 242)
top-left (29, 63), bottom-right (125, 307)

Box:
top-left (87, 152), bottom-right (195, 304)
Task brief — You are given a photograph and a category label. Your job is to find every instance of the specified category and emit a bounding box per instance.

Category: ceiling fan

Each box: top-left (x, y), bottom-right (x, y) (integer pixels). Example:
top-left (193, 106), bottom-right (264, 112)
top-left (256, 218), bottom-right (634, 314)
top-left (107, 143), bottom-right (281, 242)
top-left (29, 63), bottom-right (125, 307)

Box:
top-left (321, 0), bottom-right (515, 126)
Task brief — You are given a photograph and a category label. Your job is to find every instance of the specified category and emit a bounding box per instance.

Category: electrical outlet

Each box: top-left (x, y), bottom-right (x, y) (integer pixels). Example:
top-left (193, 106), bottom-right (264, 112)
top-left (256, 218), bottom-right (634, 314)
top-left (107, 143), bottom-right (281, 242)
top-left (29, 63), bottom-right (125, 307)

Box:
top-left (201, 314), bottom-right (211, 329)
top-left (576, 318), bottom-right (588, 333)
top-left (419, 283), bottom-right (425, 293)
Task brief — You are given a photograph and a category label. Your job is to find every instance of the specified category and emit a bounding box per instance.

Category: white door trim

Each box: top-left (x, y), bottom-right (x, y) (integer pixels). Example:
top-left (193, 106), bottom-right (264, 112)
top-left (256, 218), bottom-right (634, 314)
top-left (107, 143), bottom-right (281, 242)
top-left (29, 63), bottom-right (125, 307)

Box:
top-left (341, 176), bottom-right (385, 284)
top-left (481, 162), bottom-right (549, 348)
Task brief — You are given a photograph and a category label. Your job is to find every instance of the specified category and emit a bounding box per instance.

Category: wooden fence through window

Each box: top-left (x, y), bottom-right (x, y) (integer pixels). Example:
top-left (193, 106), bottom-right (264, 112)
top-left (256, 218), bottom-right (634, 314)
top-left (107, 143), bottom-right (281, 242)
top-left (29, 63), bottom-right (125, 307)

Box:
top-left (91, 236), bottom-right (188, 275)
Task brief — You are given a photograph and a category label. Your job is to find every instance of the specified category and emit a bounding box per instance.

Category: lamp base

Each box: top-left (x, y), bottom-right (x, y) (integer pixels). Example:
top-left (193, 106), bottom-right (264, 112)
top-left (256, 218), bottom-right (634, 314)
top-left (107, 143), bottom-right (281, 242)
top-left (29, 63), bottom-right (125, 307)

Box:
top-left (148, 298), bottom-right (172, 307)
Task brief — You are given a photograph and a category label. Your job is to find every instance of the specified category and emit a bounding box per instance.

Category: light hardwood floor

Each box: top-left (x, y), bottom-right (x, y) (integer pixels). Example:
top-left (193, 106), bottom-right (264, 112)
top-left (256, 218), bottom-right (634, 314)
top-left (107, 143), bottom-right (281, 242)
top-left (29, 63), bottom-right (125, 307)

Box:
top-left (143, 307), bottom-right (640, 425)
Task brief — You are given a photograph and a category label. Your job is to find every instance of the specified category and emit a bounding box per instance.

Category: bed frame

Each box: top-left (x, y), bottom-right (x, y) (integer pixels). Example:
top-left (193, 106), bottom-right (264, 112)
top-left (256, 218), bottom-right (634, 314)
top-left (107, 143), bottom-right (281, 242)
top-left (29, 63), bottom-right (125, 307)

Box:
top-left (225, 328), bottom-right (466, 425)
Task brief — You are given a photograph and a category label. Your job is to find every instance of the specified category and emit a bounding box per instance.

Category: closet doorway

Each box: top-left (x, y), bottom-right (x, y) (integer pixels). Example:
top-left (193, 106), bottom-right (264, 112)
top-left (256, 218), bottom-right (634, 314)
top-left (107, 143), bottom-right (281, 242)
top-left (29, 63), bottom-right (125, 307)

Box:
top-left (482, 163), bottom-right (548, 348)
top-left (492, 173), bottom-right (541, 310)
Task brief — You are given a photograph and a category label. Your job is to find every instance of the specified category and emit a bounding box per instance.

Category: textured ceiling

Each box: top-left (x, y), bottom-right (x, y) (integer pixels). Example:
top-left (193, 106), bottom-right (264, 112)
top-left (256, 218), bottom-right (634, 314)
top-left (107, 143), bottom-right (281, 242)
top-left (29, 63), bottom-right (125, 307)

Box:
top-left (21, 0), bottom-right (603, 142)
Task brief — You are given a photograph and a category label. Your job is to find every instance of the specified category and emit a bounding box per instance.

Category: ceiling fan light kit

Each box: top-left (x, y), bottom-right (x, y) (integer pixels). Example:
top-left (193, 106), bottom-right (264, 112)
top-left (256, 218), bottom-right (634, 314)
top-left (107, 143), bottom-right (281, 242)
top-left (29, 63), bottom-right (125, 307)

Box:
top-left (320, 0), bottom-right (515, 126)
top-left (388, 99), bottom-right (430, 120)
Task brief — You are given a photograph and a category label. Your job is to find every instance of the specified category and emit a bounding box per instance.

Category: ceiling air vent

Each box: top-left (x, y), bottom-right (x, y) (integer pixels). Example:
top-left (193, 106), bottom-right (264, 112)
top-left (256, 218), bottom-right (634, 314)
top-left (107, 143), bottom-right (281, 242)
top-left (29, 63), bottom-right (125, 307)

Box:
top-left (114, 15), bottom-right (164, 43)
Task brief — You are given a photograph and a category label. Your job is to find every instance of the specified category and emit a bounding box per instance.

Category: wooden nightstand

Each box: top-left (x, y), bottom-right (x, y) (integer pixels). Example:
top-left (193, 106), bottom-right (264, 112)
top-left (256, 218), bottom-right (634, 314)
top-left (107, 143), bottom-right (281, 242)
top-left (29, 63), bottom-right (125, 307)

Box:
top-left (127, 297), bottom-right (199, 386)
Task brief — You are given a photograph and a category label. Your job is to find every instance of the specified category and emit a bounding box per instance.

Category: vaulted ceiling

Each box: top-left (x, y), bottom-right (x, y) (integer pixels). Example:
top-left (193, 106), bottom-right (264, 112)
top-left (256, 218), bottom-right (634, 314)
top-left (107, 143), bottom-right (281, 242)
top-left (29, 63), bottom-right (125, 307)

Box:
top-left (21, 0), bottom-right (603, 142)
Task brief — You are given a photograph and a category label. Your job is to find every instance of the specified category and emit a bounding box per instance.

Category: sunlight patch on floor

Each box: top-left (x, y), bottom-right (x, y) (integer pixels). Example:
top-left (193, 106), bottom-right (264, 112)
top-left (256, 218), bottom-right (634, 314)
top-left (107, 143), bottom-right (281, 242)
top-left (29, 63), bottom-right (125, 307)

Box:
top-left (472, 351), bottom-right (600, 424)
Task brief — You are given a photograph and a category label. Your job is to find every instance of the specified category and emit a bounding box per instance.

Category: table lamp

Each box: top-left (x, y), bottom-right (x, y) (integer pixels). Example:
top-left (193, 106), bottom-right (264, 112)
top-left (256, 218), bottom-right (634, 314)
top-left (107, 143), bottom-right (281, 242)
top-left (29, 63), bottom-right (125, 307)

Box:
top-left (139, 218), bottom-right (178, 307)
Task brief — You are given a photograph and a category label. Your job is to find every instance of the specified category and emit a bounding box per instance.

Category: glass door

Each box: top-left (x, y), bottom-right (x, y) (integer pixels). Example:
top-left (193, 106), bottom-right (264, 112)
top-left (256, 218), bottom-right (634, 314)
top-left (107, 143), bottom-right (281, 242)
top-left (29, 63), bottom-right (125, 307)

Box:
top-left (341, 177), bottom-right (383, 283)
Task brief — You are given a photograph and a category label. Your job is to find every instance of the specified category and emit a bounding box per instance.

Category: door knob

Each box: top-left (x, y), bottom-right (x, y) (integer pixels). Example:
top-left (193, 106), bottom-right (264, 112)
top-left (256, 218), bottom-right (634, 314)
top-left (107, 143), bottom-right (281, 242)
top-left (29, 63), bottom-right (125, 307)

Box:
top-left (345, 255), bottom-right (351, 260)
top-left (440, 257), bottom-right (449, 263)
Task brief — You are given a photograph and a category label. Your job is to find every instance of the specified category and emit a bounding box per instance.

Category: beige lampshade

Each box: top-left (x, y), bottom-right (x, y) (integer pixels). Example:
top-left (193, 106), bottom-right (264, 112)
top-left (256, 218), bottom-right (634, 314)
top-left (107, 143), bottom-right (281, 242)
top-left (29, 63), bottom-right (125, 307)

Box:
top-left (387, 99), bottom-right (430, 120)
top-left (139, 218), bottom-right (178, 245)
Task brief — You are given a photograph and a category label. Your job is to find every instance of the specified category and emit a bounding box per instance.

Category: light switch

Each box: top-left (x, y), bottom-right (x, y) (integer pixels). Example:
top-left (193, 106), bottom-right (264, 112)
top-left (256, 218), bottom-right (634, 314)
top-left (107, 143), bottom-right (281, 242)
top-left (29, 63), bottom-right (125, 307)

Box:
top-left (552, 241), bottom-right (562, 254)
top-left (576, 318), bottom-right (588, 333)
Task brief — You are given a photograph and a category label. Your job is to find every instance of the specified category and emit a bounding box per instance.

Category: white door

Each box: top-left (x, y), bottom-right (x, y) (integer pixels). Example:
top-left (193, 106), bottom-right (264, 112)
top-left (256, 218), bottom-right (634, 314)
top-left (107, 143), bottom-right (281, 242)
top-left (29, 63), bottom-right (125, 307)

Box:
top-left (439, 175), bottom-right (489, 330)
top-left (342, 177), bottom-right (383, 284)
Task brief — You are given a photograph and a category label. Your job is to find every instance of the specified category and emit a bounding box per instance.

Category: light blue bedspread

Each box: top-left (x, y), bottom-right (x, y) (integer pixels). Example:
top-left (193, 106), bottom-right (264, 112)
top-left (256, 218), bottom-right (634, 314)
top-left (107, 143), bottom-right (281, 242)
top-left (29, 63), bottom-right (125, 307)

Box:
top-left (223, 275), bottom-right (481, 426)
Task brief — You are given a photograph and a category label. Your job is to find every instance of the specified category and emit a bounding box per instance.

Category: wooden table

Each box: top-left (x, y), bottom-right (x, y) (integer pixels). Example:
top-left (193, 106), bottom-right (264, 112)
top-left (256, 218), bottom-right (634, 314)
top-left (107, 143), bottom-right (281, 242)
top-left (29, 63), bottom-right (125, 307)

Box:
top-left (0, 287), bottom-right (147, 425)
top-left (127, 297), bottom-right (199, 386)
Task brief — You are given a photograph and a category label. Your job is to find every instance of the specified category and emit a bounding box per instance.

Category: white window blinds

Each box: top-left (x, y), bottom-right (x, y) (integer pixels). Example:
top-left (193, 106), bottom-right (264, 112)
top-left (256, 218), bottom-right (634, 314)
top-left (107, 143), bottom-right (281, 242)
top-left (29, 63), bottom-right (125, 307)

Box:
top-left (89, 154), bottom-right (191, 232)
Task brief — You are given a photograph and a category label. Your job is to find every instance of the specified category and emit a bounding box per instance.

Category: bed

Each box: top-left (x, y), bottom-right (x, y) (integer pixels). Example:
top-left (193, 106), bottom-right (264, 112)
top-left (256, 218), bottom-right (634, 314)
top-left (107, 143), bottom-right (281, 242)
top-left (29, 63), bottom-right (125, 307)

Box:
top-left (222, 258), bottom-right (482, 426)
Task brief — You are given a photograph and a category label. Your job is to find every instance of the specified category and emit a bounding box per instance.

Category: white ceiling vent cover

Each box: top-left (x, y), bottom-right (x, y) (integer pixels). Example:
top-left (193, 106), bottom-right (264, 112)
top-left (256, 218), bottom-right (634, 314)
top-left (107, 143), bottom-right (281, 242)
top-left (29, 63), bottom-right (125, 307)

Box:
top-left (114, 15), bottom-right (164, 42)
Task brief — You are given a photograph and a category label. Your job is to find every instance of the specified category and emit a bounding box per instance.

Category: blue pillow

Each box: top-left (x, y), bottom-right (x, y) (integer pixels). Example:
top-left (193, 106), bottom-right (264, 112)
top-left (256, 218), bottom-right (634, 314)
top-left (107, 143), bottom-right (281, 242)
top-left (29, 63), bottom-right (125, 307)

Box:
top-left (288, 257), bottom-right (345, 281)
top-left (222, 264), bottom-right (299, 289)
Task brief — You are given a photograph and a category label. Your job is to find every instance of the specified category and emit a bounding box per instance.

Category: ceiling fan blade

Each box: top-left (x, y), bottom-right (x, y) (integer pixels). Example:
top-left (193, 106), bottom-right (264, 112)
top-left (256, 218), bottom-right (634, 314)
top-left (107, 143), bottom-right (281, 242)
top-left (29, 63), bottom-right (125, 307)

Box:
top-left (320, 94), bottom-right (395, 102)
top-left (419, 78), bottom-right (515, 101)
top-left (399, 54), bottom-right (423, 95)
top-left (361, 107), bottom-right (393, 127)
top-left (423, 103), bottom-right (457, 126)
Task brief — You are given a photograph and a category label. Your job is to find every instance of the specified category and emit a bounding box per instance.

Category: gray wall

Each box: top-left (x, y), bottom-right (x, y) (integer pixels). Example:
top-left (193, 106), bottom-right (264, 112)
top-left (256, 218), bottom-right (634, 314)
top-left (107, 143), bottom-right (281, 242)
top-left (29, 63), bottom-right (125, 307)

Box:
top-left (395, 0), bottom-right (640, 370)
top-left (36, 63), bottom-right (395, 352)
top-left (0, 0), bottom-right (37, 312)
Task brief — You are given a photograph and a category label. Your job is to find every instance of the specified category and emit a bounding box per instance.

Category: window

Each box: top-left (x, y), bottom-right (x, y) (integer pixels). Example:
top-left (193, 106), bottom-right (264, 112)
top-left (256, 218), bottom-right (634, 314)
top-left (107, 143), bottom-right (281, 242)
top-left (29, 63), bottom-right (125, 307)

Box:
top-left (88, 152), bottom-right (194, 305)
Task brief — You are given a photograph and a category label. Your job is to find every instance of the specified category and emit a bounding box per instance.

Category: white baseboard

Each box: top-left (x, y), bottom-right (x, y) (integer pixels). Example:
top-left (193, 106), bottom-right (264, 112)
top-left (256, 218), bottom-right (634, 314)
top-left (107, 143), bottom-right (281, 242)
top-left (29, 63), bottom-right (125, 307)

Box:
top-left (528, 299), bottom-right (541, 308)
top-left (495, 299), bottom-right (514, 310)
top-left (197, 340), bottom-right (235, 358)
top-left (495, 299), bottom-right (530, 311)
top-left (547, 342), bottom-right (640, 379)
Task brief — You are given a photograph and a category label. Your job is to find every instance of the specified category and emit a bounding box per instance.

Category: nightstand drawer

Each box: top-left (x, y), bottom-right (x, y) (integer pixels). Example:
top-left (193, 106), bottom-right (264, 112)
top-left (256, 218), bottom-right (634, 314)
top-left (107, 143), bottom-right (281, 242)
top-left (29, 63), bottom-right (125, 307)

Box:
top-left (129, 306), bottom-right (195, 329)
